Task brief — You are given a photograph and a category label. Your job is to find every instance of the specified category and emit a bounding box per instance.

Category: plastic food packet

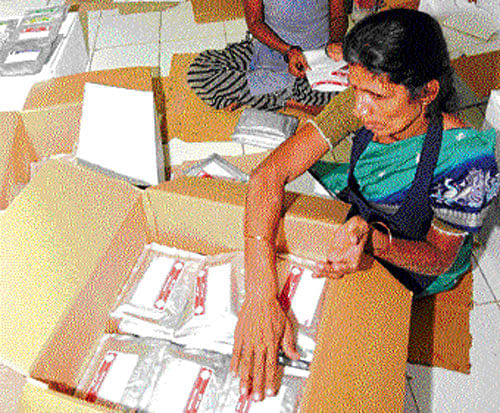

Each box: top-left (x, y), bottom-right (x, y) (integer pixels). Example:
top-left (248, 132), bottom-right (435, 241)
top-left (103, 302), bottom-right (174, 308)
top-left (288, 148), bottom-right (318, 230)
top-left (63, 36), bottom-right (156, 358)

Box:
top-left (174, 252), bottom-right (245, 354)
top-left (214, 373), bottom-right (305, 413)
top-left (76, 335), bottom-right (230, 412)
top-left (23, 5), bottom-right (69, 21)
top-left (14, 22), bottom-right (60, 44)
top-left (0, 40), bottom-right (51, 75)
top-left (231, 108), bottom-right (299, 149)
top-left (141, 348), bottom-right (230, 413)
top-left (75, 334), bottom-right (168, 411)
top-left (182, 154), bottom-right (249, 183)
top-left (111, 244), bottom-right (206, 339)
top-left (0, 19), bottom-right (18, 46)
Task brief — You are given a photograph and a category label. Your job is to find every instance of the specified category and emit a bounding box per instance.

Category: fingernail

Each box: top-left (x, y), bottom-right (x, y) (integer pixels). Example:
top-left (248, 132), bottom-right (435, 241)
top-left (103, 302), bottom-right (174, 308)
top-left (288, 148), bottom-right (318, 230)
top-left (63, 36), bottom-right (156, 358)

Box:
top-left (252, 392), bottom-right (261, 401)
top-left (265, 389), bottom-right (275, 397)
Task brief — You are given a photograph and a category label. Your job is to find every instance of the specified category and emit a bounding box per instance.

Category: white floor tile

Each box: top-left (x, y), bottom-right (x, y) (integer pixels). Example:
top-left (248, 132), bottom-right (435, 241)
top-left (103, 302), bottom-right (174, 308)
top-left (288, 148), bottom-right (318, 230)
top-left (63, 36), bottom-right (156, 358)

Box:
top-left (160, 37), bottom-right (226, 77)
top-left (472, 254), bottom-right (498, 305)
top-left (403, 377), bottom-right (419, 413)
top-left (406, 303), bottom-right (500, 412)
top-left (91, 43), bottom-right (159, 71)
top-left (86, 10), bottom-right (102, 53)
top-left (95, 11), bottom-right (160, 49)
top-left (224, 18), bottom-right (248, 44)
top-left (474, 229), bottom-right (500, 302)
top-left (161, 4), bottom-right (225, 43)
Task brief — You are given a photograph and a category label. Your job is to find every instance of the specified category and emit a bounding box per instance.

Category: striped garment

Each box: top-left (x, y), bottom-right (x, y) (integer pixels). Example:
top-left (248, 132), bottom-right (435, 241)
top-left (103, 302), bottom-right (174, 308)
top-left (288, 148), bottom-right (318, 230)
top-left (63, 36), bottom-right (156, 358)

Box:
top-left (187, 39), bottom-right (337, 111)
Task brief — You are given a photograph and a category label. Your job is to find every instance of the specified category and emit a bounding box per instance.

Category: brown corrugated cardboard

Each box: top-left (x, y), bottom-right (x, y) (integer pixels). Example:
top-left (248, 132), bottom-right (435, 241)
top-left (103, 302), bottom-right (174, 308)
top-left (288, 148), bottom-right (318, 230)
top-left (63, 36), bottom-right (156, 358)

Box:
top-left (164, 53), bottom-right (313, 143)
top-left (1, 159), bottom-right (413, 411)
top-left (190, 0), bottom-right (244, 24)
top-left (451, 51), bottom-right (500, 99)
top-left (0, 112), bottom-right (32, 209)
top-left (0, 67), bottom-right (167, 210)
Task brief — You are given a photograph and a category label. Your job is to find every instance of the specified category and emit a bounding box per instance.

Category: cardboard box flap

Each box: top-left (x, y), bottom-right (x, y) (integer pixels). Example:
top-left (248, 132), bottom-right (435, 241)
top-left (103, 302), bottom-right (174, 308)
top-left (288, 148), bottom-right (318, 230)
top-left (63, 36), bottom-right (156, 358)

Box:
top-left (0, 112), bottom-right (34, 209)
top-left (23, 67), bottom-right (157, 111)
top-left (20, 382), bottom-right (113, 412)
top-left (302, 262), bottom-right (413, 411)
top-left (0, 159), bottom-right (141, 374)
top-left (147, 177), bottom-right (349, 259)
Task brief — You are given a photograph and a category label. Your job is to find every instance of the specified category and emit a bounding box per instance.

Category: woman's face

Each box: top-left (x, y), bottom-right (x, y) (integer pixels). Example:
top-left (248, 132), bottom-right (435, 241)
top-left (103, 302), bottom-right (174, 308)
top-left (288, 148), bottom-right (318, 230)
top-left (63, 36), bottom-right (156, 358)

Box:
top-left (349, 64), bottom-right (426, 142)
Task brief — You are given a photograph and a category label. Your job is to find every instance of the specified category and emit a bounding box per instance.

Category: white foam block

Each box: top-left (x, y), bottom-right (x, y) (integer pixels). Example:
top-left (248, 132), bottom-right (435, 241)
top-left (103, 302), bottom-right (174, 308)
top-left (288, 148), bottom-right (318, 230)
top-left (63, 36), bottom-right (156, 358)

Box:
top-left (76, 83), bottom-right (160, 185)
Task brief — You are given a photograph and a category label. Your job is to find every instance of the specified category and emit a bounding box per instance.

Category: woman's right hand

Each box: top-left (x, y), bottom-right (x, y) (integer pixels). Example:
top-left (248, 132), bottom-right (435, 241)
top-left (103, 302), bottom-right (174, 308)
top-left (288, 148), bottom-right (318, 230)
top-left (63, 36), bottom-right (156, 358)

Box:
top-left (286, 48), bottom-right (310, 78)
top-left (230, 295), bottom-right (299, 402)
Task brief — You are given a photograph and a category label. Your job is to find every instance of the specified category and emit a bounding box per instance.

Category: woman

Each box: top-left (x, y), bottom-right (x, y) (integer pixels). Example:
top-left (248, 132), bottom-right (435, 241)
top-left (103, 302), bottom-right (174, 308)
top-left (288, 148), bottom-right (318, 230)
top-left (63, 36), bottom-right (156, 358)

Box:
top-left (230, 9), bottom-right (499, 402)
top-left (187, 0), bottom-right (349, 114)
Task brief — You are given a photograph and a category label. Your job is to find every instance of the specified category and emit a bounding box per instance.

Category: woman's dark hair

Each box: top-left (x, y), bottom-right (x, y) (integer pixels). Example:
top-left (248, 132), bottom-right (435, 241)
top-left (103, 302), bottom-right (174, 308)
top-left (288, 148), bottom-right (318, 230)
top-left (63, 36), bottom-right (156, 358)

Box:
top-left (343, 8), bottom-right (457, 119)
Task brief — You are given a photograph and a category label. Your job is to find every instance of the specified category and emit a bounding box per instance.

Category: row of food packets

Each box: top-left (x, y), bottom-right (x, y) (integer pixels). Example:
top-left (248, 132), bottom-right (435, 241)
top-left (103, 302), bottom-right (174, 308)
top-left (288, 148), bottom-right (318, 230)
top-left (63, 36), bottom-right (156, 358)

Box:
top-left (77, 242), bottom-right (328, 412)
top-left (0, 5), bottom-right (68, 76)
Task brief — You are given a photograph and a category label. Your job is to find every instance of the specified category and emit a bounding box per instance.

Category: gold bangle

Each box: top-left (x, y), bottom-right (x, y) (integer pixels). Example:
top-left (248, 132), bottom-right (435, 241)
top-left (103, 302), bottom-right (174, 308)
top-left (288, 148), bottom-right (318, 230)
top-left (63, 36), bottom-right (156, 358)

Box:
top-left (244, 234), bottom-right (273, 242)
top-left (370, 221), bottom-right (392, 256)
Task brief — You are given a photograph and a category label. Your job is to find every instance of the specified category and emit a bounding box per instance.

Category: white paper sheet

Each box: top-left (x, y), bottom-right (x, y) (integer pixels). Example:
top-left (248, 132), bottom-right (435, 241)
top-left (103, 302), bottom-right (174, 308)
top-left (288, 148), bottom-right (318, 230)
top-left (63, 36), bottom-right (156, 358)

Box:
top-left (76, 83), bottom-right (160, 185)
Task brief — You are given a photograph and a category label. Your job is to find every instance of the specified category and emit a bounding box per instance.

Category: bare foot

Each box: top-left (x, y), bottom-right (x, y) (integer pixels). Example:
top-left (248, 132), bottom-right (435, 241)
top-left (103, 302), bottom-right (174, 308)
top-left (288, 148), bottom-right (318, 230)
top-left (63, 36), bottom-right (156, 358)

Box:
top-left (285, 99), bottom-right (324, 116)
top-left (223, 101), bottom-right (242, 112)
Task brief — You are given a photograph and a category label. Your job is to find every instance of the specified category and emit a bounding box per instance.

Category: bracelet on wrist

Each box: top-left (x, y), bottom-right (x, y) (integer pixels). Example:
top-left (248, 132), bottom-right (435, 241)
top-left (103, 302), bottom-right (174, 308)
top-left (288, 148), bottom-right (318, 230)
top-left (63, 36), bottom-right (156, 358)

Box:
top-left (283, 45), bottom-right (302, 63)
top-left (369, 221), bottom-right (392, 256)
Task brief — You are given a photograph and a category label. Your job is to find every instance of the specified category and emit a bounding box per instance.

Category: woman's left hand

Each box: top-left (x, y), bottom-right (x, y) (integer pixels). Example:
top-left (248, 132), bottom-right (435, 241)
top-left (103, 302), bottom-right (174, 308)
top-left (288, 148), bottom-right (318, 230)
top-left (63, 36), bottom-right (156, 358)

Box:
top-left (314, 216), bottom-right (370, 278)
top-left (325, 42), bottom-right (343, 61)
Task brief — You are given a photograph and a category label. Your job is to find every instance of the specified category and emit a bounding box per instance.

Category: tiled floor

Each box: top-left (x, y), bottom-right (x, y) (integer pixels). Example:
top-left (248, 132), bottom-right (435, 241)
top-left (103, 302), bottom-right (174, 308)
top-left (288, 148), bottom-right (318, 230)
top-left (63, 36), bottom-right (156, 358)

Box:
top-left (2, 1), bottom-right (500, 412)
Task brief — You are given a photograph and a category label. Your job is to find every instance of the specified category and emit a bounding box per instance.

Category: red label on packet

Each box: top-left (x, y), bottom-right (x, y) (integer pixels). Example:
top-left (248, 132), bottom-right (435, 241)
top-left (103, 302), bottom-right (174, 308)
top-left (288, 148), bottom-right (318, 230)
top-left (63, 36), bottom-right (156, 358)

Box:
top-left (278, 265), bottom-right (304, 313)
top-left (194, 269), bottom-right (208, 315)
top-left (196, 170), bottom-right (212, 178)
top-left (236, 393), bottom-right (253, 413)
top-left (22, 26), bottom-right (49, 33)
top-left (185, 367), bottom-right (213, 413)
top-left (154, 260), bottom-right (185, 310)
top-left (85, 352), bottom-right (117, 403)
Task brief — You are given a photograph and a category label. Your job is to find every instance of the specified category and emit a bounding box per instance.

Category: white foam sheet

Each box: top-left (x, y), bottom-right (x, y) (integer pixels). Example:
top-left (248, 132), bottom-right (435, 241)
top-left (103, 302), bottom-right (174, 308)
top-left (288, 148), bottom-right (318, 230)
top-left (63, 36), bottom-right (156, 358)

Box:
top-left (76, 83), bottom-right (160, 185)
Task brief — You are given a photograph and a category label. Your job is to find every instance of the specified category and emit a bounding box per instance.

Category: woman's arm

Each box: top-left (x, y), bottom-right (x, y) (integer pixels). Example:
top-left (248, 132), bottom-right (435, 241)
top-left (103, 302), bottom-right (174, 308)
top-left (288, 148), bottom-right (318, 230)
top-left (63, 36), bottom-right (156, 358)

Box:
top-left (372, 220), bottom-right (466, 276)
top-left (326, 0), bottom-right (349, 60)
top-left (317, 217), bottom-right (466, 278)
top-left (243, 0), bottom-right (309, 77)
top-left (231, 123), bottom-right (330, 401)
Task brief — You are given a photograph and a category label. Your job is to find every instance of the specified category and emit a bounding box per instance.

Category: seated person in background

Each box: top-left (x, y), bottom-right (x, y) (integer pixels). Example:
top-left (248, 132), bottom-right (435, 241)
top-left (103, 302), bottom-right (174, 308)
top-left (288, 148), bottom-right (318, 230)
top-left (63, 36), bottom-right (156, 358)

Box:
top-left (231, 8), bottom-right (499, 402)
top-left (187, 0), bottom-right (350, 114)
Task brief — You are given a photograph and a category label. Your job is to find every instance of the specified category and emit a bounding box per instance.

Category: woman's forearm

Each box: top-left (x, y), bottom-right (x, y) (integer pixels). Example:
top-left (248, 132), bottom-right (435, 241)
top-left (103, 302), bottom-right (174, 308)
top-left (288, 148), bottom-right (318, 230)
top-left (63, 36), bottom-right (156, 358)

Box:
top-left (243, 0), bottom-right (291, 55)
top-left (329, 0), bottom-right (349, 43)
top-left (371, 225), bottom-right (466, 276)
top-left (243, 162), bottom-right (287, 299)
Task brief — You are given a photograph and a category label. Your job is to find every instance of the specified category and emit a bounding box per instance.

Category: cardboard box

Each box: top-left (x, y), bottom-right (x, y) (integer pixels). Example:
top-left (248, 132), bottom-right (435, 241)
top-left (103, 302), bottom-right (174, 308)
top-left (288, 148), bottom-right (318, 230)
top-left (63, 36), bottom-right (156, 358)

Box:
top-left (451, 51), bottom-right (500, 99)
top-left (1, 159), bottom-right (413, 411)
top-left (190, 0), bottom-right (244, 24)
top-left (0, 67), bottom-right (166, 210)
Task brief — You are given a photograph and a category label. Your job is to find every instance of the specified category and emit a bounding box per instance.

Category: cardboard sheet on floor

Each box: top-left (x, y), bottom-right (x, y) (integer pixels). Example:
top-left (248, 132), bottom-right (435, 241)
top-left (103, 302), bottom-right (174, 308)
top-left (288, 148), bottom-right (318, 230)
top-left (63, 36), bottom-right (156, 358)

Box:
top-left (1, 159), bottom-right (413, 411)
top-left (451, 51), bottom-right (500, 99)
top-left (190, 0), bottom-right (244, 23)
top-left (163, 53), bottom-right (313, 144)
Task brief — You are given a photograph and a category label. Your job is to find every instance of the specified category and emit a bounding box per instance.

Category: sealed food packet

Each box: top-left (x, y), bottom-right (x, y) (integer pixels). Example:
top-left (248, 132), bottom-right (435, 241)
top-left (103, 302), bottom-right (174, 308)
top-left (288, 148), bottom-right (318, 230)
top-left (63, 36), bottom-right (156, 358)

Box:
top-left (174, 252), bottom-right (245, 354)
top-left (75, 334), bottom-right (168, 410)
top-left (76, 335), bottom-right (230, 412)
top-left (176, 252), bottom-right (324, 371)
top-left (15, 23), bottom-right (61, 44)
top-left (23, 5), bottom-right (69, 21)
top-left (142, 348), bottom-right (230, 413)
top-left (214, 373), bottom-right (305, 413)
top-left (182, 154), bottom-right (249, 183)
top-left (111, 244), bottom-right (206, 339)
top-left (0, 41), bottom-right (52, 75)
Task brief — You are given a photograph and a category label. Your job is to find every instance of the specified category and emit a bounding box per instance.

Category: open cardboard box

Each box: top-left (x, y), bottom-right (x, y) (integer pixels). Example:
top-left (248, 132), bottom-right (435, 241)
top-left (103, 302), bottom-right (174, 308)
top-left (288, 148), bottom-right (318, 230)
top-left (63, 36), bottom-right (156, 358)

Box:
top-left (0, 67), bottom-right (166, 210)
top-left (1, 159), bottom-right (412, 412)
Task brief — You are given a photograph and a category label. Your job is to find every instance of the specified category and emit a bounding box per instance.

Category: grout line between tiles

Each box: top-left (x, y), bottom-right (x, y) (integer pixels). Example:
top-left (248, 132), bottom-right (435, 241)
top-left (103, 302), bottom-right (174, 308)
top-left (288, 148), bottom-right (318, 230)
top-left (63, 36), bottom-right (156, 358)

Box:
top-left (471, 253), bottom-right (499, 304)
